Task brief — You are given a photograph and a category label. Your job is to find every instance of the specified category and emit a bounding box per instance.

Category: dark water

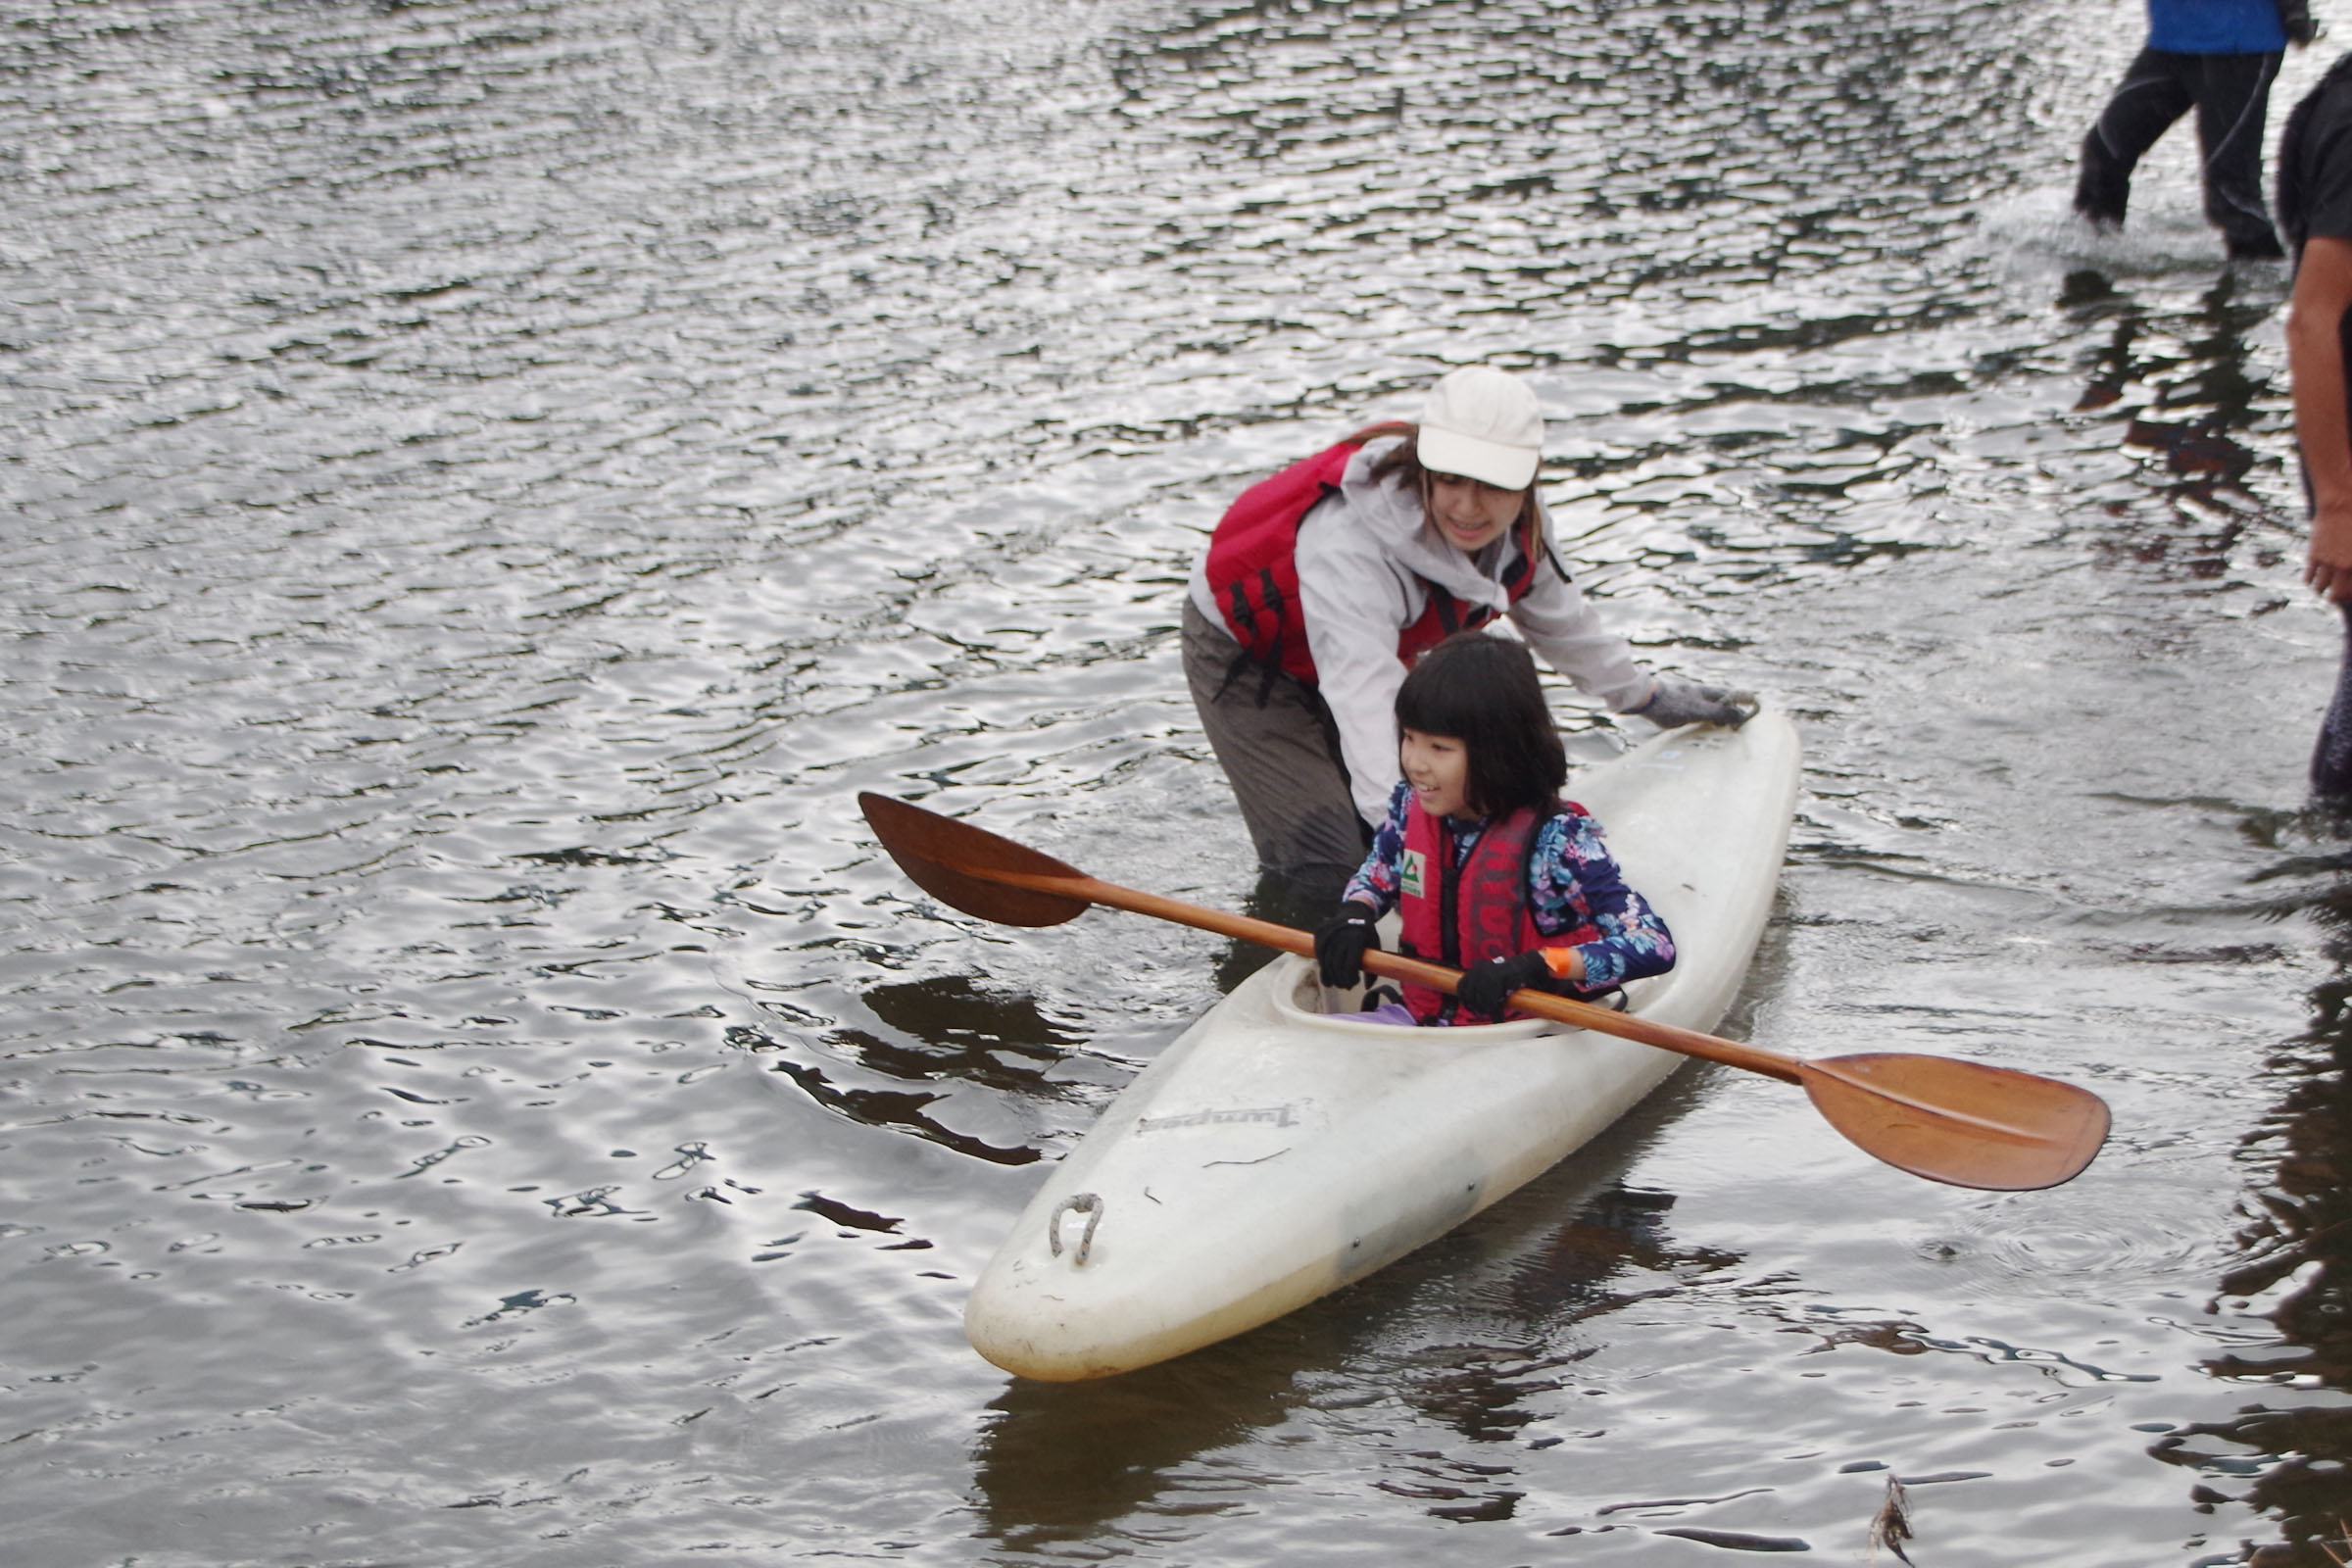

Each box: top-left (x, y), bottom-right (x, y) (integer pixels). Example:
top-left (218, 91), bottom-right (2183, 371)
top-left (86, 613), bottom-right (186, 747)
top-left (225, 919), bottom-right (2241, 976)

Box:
top-left (8, 0), bottom-right (2352, 1561)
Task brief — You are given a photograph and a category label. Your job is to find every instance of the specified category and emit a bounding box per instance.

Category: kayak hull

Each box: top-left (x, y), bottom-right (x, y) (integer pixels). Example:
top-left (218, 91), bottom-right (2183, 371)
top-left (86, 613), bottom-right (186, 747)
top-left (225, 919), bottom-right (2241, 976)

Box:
top-left (966, 711), bottom-right (1802, 1381)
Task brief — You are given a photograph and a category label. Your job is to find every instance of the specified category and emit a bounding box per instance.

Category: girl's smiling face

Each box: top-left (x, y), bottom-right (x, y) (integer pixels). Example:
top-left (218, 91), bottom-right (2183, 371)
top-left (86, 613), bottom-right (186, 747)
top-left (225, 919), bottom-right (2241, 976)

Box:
top-left (1425, 471), bottom-right (1524, 554)
top-left (1400, 726), bottom-right (1474, 820)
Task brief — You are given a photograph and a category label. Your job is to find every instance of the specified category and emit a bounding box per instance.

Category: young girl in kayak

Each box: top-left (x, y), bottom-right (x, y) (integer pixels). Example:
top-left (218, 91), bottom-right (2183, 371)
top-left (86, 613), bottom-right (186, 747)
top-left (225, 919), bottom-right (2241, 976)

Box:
top-left (1310, 631), bottom-right (1677, 1024)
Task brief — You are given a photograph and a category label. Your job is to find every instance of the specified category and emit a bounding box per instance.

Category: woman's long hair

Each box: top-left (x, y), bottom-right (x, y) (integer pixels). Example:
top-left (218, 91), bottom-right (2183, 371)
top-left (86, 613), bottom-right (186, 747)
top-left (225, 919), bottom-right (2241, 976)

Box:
top-left (1394, 631), bottom-right (1566, 818)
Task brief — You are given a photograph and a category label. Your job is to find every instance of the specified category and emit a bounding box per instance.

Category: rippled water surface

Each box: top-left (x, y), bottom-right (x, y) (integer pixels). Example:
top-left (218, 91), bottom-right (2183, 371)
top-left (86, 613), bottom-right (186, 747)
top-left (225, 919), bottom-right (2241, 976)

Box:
top-left (13, 0), bottom-right (2352, 1562)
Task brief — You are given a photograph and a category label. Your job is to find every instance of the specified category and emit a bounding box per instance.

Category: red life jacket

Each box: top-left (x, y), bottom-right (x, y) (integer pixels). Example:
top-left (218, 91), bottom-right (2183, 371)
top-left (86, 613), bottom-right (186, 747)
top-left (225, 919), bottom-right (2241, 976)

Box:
top-left (1396, 797), bottom-right (1597, 1024)
top-left (1201, 440), bottom-right (1545, 686)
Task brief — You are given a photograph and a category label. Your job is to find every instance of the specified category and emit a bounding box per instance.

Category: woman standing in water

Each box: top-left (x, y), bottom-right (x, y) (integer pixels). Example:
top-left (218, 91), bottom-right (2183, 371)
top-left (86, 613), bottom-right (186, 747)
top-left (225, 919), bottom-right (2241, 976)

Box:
top-left (1182, 365), bottom-right (1753, 903)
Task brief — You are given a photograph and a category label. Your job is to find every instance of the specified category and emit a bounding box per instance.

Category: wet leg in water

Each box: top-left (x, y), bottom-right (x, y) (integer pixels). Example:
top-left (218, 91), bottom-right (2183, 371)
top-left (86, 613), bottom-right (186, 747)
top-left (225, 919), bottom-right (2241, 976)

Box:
top-left (2317, 603), bottom-right (2352, 798)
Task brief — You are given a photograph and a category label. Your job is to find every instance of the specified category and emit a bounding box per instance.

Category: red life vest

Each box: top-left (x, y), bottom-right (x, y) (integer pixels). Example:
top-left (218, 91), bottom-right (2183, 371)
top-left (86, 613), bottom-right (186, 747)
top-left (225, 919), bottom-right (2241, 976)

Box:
top-left (1396, 797), bottom-right (1597, 1024)
top-left (1201, 440), bottom-right (1545, 686)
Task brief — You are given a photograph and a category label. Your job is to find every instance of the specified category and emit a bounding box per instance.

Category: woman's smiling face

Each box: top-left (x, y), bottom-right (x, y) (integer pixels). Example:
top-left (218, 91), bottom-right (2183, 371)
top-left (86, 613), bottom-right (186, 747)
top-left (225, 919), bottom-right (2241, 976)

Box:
top-left (1425, 471), bottom-right (1524, 554)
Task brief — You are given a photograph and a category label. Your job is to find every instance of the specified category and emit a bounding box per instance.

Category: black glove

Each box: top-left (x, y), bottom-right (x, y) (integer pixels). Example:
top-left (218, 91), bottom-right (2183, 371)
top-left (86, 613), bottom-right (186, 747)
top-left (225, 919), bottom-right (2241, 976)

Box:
top-left (1314, 902), bottom-right (1382, 988)
top-left (1633, 677), bottom-right (1758, 730)
top-left (1456, 951), bottom-right (1554, 1019)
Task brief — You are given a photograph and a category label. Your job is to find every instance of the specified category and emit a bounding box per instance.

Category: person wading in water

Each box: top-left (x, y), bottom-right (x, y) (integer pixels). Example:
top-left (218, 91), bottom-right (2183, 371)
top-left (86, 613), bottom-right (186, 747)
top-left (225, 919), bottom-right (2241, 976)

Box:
top-left (1182, 365), bottom-right (1754, 905)
top-left (2278, 43), bottom-right (2352, 795)
top-left (2074, 0), bottom-right (2315, 259)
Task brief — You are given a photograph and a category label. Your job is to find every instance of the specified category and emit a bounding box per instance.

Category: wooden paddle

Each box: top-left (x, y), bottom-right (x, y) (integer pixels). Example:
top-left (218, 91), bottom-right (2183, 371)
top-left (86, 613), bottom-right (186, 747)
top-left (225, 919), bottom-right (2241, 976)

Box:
top-left (858, 792), bottom-right (2111, 1192)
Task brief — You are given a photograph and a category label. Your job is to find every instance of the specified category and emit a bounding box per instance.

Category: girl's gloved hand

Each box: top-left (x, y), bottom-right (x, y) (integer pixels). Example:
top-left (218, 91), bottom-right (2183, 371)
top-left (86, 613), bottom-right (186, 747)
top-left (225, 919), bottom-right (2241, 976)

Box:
top-left (1314, 902), bottom-right (1382, 988)
top-left (1457, 951), bottom-right (1554, 1018)
top-left (1633, 678), bottom-right (1758, 730)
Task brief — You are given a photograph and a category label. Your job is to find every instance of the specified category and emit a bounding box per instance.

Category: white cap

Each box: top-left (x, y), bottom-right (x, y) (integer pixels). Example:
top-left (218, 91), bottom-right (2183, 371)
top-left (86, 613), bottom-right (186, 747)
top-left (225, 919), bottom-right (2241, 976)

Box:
top-left (1416, 366), bottom-right (1543, 490)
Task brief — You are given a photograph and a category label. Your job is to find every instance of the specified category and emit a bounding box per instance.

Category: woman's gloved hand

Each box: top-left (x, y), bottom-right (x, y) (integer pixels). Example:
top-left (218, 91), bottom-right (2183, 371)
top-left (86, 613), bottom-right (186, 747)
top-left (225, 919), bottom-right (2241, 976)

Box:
top-left (1314, 902), bottom-right (1382, 988)
top-left (1633, 678), bottom-right (1758, 730)
top-left (1456, 951), bottom-right (1555, 1018)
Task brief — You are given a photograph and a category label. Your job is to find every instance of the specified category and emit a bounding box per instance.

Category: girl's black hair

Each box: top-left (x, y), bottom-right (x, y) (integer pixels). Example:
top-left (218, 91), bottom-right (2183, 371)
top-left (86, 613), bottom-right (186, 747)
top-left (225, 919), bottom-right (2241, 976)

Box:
top-left (1395, 631), bottom-right (1567, 818)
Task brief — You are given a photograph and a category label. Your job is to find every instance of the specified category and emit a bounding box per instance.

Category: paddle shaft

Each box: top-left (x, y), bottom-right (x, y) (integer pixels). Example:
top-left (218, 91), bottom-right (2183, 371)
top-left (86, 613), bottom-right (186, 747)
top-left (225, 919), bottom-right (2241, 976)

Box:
top-left (857, 787), bottom-right (2110, 1188)
top-left (991, 866), bottom-right (1806, 1085)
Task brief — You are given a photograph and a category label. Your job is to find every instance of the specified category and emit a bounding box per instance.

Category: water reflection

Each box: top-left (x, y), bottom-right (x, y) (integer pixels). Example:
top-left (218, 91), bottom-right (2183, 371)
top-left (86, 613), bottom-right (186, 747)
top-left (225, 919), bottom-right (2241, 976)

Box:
top-left (1494, 1184), bottom-right (1742, 1333)
top-left (2177, 825), bottom-right (2352, 1564)
top-left (2061, 264), bottom-right (2286, 587)
top-left (859, 974), bottom-right (1086, 1098)
top-left (725, 972), bottom-right (1094, 1165)
top-left (970, 1121), bottom-right (1739, 1544)
top-left (975, 1353), bottom-right (1302, 1548)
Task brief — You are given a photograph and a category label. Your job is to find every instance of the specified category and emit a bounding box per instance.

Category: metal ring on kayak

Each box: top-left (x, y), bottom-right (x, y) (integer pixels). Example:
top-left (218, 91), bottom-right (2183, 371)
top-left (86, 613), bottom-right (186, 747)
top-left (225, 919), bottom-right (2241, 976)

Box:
top-left (1049, 1193), bottom-right (1102, 1266)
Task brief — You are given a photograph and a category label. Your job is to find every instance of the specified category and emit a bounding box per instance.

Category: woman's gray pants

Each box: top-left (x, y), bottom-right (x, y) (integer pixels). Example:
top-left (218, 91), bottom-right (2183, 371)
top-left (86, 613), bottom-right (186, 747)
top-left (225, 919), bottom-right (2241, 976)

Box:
top-left (1182, 599), bottom-right (1370, 905)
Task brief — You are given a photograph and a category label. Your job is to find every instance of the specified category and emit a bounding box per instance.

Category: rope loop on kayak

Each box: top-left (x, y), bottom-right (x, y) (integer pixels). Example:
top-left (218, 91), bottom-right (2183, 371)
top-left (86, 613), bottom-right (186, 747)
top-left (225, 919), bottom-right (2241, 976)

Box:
top-left (1049, 1192), bottom-right (1102, 1266)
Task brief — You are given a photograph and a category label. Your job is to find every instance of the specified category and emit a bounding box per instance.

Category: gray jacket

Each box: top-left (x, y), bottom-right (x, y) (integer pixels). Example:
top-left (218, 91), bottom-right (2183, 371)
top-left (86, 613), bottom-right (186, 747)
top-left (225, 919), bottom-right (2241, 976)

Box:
top-left (1189, 437), bottom-right (1655, 825)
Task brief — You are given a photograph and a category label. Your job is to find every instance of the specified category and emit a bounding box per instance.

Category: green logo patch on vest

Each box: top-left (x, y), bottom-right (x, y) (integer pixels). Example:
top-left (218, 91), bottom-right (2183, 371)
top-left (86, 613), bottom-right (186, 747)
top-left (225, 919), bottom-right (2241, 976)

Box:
top-left (1400, 848), bottom-right (1426, 901)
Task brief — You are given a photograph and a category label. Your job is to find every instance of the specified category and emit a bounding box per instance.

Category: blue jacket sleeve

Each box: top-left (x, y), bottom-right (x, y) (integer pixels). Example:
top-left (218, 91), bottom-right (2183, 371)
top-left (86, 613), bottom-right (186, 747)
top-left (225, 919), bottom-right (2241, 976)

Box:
top-left (1527, 809), bottom-right (1677, 990)
top-left (1340, 781), bottom-right (1413, 913)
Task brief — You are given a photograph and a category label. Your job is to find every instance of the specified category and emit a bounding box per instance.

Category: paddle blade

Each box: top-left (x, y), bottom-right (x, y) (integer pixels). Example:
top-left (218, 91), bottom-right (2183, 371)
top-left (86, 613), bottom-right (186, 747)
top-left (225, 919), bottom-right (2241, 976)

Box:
top-left (1798, 1054), bottom-right (2110, 1192)
top-left (858, 792), bottom-right (1095, 927)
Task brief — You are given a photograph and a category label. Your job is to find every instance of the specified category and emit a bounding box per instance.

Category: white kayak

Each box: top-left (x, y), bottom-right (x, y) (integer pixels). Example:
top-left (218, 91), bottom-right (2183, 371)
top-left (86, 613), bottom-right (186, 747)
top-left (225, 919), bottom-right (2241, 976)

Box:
top-left (964, 710), bottom-right (1803, 1381)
